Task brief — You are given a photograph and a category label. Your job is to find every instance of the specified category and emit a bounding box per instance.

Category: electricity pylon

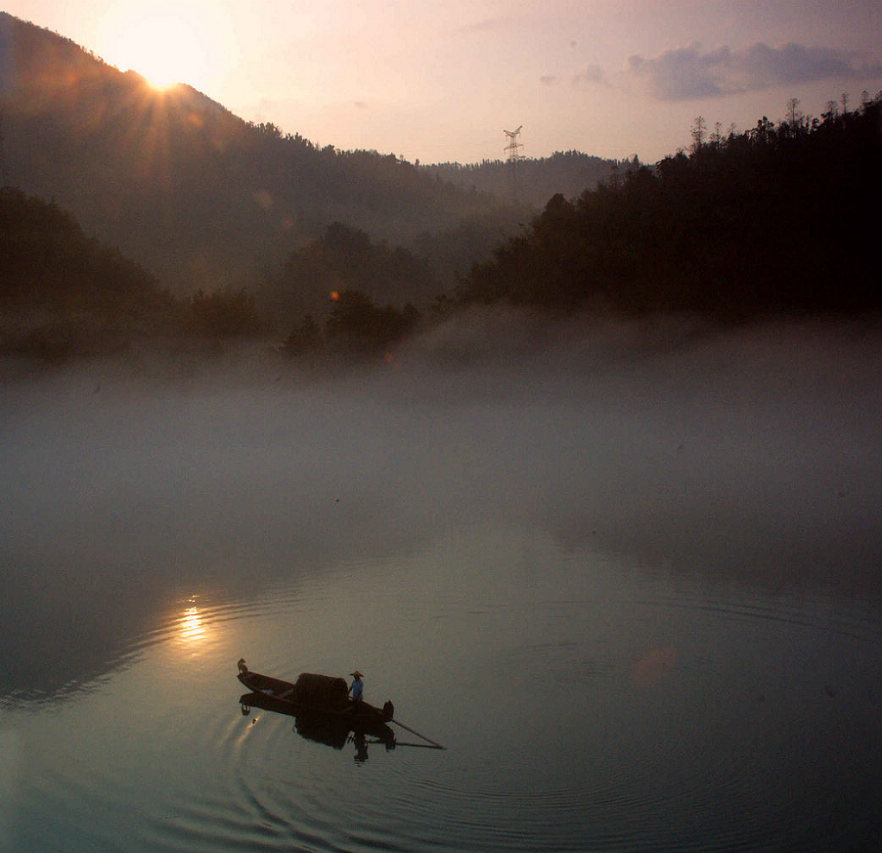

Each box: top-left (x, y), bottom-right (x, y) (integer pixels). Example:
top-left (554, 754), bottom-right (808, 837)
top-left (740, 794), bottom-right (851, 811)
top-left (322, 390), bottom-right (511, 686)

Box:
top-left (503, 125), bottom-right (524, 200)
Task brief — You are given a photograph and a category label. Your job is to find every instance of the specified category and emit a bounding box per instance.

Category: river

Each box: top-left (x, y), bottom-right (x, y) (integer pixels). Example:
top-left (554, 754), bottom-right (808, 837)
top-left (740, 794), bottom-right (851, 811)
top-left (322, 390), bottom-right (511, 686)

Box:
top-left (2, 318), bottom-right (881, 851)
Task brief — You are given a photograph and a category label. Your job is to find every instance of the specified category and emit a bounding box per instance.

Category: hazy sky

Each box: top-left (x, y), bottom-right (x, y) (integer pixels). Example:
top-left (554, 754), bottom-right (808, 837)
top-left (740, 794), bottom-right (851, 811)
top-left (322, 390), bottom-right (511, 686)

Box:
top-left (6, 1), bottom-right (882, 163)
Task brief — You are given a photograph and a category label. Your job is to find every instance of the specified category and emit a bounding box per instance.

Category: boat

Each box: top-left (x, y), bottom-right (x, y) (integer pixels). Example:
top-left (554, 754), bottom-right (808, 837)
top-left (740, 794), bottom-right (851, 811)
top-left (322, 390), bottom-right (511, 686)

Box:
top-left (236, 659), bottom-right (445, 751)
top-left (236, 659), bottom-right (395, 741)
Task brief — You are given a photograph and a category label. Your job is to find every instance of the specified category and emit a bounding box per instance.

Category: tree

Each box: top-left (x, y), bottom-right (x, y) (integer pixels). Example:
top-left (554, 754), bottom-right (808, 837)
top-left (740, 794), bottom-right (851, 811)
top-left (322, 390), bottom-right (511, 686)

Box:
top-left (325, 290), bottom-right (419, 356)
top-left (691, 116), bottom-right (707, 151)
top-left (259, 222), bottom-right (439, 331)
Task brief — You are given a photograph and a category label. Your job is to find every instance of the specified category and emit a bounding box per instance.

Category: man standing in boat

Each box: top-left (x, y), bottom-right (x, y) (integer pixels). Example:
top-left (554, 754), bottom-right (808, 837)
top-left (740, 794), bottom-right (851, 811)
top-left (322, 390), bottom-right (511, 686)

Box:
top-left (349, 670), bottom-right (364, 707)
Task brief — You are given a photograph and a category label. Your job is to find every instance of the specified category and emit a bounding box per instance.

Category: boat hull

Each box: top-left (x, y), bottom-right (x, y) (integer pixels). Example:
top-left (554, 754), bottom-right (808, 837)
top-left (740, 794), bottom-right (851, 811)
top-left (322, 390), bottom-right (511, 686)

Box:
top-left (236, 669), bottom-right (394, 740)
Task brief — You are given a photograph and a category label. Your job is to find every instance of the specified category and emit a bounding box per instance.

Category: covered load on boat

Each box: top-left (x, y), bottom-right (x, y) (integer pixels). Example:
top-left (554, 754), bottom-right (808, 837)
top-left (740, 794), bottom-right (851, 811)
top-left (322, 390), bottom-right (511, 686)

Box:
top-left (289, 672), bottom-right (350, 710)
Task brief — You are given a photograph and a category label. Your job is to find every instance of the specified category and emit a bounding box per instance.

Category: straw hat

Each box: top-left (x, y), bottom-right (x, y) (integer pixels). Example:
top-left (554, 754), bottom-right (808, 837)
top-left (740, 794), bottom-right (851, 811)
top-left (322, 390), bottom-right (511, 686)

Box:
top-left (351, 670), bottom-right (364, 678)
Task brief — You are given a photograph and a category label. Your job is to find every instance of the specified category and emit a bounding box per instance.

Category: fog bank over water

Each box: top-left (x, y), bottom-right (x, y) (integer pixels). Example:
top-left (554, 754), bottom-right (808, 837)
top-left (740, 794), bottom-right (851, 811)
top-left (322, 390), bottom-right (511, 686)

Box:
top-left (2, 315), bottom-right (881, 699)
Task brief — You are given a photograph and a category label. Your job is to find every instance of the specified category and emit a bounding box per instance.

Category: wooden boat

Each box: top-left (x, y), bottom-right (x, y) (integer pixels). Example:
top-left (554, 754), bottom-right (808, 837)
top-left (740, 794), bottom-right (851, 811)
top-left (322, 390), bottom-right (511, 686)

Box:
top-left (236, 659), bottom-right (395, 740)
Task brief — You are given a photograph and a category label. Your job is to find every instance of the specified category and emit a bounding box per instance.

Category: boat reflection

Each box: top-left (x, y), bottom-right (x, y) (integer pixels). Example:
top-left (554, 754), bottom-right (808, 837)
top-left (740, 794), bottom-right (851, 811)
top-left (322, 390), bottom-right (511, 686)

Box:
top-left (239, 691), bottom-right (396, 762)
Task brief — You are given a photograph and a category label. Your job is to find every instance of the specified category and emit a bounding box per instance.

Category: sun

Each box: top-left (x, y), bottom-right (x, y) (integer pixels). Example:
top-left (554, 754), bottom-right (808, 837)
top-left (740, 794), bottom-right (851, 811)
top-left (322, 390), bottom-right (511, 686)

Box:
top-left (118, 13), bottom-right (207, 90)
top-left (104, 5), bottom-right (217, 92)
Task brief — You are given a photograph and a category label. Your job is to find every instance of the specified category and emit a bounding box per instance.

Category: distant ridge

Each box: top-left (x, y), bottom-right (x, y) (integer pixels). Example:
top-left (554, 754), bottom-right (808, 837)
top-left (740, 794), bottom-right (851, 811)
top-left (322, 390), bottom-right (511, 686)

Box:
top-left (0, 12), bottom-right (518, 294)
top-left (423, 151), bottom-right (634, 209)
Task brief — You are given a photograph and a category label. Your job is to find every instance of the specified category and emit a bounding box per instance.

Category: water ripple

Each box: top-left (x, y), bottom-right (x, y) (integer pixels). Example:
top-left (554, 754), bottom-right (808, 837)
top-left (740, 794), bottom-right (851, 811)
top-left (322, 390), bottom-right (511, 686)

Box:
top-left (8, 560), bottom-right (882, 852)
top-left (639, 587), bottom-right (882, 645)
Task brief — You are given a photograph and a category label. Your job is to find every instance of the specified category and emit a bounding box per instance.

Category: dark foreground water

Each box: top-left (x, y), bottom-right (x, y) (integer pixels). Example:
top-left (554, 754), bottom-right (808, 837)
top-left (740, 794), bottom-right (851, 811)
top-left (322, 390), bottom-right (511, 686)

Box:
top-left (2, 319), bottom-right (881, 851)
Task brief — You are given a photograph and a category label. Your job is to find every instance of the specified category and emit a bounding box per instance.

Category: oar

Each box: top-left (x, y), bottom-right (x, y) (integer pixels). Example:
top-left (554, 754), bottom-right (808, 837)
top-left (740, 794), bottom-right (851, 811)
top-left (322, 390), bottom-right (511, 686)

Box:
top-left (361, 737), bottom-right (437, 749)
top-left (390, 718), bottom-right (445, 750)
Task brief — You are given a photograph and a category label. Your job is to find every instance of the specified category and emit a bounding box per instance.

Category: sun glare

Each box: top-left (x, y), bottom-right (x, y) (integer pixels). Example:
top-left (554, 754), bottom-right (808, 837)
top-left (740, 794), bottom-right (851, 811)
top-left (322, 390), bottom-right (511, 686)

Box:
top-left (179, 599), bottom-right (206, 643)
top-left (105, 5), bottom-right (217, 92)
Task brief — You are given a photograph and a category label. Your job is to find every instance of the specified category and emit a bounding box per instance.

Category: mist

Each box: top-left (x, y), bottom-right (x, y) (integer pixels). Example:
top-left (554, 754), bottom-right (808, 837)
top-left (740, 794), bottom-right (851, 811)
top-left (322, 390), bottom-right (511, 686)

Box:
top-left (2, 314), bottom-right (881, 700)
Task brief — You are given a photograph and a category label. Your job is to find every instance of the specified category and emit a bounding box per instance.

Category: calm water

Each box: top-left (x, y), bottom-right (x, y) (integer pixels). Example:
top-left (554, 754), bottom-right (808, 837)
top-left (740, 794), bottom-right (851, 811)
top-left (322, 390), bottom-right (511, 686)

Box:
top-left (2, 320), bottom-right (881, 851)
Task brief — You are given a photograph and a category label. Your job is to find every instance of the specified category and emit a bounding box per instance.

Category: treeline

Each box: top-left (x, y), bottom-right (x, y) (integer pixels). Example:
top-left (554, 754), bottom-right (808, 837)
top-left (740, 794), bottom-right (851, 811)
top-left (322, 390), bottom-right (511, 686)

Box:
top-left (0, 188), bottom-right (261, 360)
top-left (282, 291), bottom-right (420, 362)
top-left (259, 221), bottom-right (437, 326)
top-left (424, 151), bottom-right (639, 207)
top-left (0, 188), bottom-right (422, 363)
top-left (5, 96), bottom-right (880, 366)
top-left (458, 95), bottom-right (882, 318)
top-left (260, 221), bottom-right (447, 363)
top-left (0, 186), bottom-right (444, 364)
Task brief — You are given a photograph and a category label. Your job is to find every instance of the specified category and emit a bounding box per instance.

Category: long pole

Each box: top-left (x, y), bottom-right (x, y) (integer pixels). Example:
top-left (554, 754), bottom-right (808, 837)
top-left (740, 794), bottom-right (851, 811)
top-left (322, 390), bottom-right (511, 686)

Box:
top-left (391, 718), bottom-right (445, 750)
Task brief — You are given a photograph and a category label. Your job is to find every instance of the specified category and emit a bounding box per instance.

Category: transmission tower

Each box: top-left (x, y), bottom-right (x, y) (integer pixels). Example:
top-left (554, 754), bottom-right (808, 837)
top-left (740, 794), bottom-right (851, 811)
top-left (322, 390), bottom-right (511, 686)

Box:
top-left (503, 125), bottom-right (524, 200)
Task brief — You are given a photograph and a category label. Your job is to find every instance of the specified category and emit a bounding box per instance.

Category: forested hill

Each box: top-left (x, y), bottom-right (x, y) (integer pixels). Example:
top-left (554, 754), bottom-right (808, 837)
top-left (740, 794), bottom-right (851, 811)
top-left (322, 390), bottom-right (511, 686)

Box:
top-left (0, 12), bottom-right (520, 294)
top-left (461, 95), bottom-right (882, 319)
top-left (0, 187), bottom-right (172, 359)
top-left (425, 151), bottom-right (640, 208)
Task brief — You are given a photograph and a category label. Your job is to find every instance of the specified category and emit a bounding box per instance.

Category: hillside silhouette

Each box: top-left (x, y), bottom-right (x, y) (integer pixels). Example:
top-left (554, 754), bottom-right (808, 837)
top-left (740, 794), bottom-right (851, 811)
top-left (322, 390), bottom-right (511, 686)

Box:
top-left (3, 11), bottom-right (879, 367)
top-left (459, 95), bottom-right (882, 319)
top-left (0, 186), bottom-right (170, 359)
top-left (0, 12), bottom-right (527, 296)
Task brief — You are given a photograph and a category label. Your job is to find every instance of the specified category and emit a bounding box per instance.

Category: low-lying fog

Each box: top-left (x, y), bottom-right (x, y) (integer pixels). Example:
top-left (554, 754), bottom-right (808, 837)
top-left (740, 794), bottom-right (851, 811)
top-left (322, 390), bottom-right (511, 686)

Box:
top-left (3, 314), bottom-right (881, 699)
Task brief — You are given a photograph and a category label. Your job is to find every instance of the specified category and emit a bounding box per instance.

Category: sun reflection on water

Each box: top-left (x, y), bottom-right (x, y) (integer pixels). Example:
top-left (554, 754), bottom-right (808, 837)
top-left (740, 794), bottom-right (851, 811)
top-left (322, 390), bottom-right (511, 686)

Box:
top-left (179, 599), bottom-right (206, 643)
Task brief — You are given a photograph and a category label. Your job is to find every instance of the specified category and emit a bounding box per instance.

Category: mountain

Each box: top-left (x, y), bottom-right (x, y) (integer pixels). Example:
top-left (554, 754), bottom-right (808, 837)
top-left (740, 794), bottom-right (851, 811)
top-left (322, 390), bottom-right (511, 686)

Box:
top-left (0, 12), bottom-right (520, 295)
top-left (0, 185), bottom-right (177, 360)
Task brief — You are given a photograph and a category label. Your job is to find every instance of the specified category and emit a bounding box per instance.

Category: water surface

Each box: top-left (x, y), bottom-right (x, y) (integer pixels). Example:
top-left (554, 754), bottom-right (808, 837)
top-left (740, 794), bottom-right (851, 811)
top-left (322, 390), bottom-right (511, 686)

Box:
top-left (2, 319), bottom-right (881, 851)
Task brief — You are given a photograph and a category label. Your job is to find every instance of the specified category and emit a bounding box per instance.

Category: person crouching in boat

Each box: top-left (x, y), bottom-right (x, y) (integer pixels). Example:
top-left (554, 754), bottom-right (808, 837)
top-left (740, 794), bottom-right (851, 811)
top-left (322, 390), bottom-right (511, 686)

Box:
top-left (349, 670), bottom-right (364, 707)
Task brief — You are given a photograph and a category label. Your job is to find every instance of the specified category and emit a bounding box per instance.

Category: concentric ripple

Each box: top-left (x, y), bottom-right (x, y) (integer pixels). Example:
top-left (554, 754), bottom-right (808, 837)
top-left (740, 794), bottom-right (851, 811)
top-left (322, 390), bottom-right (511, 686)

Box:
top-left (5, 547), bottom-right (882, 852)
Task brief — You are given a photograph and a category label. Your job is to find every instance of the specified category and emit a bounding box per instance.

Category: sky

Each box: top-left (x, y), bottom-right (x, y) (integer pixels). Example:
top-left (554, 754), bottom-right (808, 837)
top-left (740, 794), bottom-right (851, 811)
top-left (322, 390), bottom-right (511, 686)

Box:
top-left (5, 0), bottom-right (882, 164)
